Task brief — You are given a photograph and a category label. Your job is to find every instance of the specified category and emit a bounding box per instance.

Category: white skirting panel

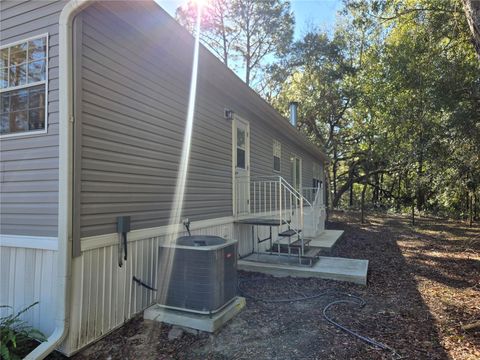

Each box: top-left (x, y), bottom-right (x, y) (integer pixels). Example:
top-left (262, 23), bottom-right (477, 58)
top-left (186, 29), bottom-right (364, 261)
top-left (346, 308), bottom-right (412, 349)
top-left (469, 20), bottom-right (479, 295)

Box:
top-left (61, 222), bottom-right (236, 356)
top-left (0, 246), bottom-right (58, 337)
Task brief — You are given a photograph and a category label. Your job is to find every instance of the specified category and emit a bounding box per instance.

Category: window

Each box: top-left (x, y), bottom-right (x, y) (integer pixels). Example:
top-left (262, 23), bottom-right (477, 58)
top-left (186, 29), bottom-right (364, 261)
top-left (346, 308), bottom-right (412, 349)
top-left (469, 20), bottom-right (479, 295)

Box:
top-left (273, 140), bottom-right (281, 172)
top-left (1, 35), bottom-right (48, 136)
top-left (236, 126), bottom-right (246, 169)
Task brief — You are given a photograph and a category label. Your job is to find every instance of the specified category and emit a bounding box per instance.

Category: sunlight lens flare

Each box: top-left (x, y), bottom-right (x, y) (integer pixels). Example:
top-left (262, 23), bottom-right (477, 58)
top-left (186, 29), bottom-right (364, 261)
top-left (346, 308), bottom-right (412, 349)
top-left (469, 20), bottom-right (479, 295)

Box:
top-left (157, 4), bottom-right (203, 305)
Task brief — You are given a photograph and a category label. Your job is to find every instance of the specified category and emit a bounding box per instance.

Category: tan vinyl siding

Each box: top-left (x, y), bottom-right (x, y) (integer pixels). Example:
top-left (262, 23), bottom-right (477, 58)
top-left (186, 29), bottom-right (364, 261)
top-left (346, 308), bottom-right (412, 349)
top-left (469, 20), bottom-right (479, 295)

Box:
top-left (75, 1), bottom-right (326, 238)
top-left (0, 0), bottom-right (66, 237)
top-left (78, 3), bottom-right (232, 237)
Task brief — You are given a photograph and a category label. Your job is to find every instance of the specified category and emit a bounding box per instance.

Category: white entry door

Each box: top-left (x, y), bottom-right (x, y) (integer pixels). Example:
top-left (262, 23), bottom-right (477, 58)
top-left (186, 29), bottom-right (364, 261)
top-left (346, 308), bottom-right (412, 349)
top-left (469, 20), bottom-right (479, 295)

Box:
top-left (233, 117), bottom-right (250, 215)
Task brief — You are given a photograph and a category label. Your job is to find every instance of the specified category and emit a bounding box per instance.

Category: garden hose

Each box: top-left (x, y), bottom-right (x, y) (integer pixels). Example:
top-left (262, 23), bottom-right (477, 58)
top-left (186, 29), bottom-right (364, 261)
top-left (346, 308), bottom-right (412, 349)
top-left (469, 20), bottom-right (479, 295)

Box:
top-left (238, 277), bottom-right (402, 359)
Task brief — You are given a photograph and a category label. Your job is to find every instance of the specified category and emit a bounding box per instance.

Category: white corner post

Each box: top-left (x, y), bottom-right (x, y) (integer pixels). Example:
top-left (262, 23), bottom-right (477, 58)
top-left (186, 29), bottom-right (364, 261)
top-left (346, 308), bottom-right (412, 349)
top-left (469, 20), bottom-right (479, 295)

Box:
top-left (24, 1), bottom-right (91, 359)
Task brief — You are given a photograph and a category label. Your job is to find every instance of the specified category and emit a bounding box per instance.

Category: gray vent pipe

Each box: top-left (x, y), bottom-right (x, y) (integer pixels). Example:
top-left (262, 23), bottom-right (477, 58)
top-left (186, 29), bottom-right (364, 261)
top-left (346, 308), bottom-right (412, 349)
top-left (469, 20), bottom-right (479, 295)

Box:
top-left (289, 101), bottom-right (298, 127)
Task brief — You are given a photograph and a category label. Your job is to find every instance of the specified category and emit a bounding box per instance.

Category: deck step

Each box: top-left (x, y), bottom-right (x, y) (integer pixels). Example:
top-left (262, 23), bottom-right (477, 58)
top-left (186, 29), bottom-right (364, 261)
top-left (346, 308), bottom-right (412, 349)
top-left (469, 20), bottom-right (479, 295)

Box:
top-left (269, 239), bottom-right (312, 254)
top-left (302, 246), bottom-right (322, 259)
top-left (288, 238), bottom-right (311, 248)
top-left (278, 229), bottom-right (302, 237)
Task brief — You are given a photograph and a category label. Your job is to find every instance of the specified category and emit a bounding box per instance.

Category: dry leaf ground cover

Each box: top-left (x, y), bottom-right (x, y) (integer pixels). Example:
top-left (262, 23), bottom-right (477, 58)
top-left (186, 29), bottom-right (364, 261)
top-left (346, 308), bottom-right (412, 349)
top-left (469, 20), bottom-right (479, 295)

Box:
top-left (61, 211), bottom-right (480, 359)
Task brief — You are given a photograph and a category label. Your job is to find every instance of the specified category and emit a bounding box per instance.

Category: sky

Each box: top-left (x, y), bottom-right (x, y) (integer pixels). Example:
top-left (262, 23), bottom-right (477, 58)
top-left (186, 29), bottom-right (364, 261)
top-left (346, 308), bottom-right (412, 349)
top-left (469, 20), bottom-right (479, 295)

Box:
top-left (155, 0), bottom-right (343, 40)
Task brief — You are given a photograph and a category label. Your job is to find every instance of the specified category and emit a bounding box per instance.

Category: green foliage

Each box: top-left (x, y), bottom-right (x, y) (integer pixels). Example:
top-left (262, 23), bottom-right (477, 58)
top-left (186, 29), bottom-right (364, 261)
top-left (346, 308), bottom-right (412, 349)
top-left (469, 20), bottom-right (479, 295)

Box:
top-left (0, 302), bottom-right (46, 360)
top-left (268, 0), bottom-right (480, 219)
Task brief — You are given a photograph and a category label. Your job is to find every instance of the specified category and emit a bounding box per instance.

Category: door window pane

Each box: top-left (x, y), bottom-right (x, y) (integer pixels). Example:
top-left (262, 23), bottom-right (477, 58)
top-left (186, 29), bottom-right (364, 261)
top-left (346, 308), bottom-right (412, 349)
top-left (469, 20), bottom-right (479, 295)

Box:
top-left (274, 156), bottom-right (280, 171)
top-left (237, 128), bottom-right (245, 148)
top-left (273, 140), bottom-right (281, 171)
top-left (237, 148), bottom-right (246, 169)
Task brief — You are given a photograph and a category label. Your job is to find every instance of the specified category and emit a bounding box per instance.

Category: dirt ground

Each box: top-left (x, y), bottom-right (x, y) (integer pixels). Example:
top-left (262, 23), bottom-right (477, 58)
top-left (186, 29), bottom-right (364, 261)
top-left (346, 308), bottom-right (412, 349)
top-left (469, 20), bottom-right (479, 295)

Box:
top-left (56, 211), bottom-right (479, 359)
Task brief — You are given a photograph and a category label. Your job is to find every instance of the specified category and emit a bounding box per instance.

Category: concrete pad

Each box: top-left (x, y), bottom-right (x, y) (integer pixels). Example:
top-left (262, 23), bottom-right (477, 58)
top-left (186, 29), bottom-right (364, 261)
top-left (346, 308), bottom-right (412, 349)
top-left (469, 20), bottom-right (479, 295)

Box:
top-left (238, 255), bottom-right (368, 285)
top-left (307, 230), bottom-right (344, 251)
top-left (144, 297), bottom-right (246, 333)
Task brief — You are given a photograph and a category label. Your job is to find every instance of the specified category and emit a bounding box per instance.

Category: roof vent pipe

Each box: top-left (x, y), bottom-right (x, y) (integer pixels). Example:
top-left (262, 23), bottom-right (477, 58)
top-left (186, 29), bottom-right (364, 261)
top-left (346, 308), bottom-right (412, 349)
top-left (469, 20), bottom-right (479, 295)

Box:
top-left (289, 101), bottom-right (298, 127)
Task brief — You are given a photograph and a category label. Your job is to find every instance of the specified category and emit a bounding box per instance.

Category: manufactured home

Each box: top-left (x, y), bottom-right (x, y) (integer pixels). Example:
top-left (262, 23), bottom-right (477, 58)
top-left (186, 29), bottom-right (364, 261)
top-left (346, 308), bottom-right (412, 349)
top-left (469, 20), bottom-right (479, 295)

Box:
top-left (0, 0), bottom-right (329, 357)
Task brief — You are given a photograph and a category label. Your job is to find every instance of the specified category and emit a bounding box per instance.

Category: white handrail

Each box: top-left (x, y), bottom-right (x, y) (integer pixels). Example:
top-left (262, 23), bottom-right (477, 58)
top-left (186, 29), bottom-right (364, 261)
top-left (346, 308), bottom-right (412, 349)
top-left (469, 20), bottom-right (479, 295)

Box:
top-left (250, 176), bottom-right (308, 255)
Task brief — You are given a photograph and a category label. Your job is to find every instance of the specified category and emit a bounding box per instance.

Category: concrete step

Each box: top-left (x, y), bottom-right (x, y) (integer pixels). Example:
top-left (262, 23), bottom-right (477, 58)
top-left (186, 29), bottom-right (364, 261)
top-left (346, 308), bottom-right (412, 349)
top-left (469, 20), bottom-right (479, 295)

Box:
top-left (238, 254), bottom-right (368, 285)
top-left (305, 230), bottom-right (344, 251)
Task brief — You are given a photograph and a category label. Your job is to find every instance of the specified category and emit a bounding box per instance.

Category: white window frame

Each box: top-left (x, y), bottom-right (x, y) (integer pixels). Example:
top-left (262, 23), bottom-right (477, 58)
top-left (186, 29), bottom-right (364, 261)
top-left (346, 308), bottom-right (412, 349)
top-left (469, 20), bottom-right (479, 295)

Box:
top-left (0, 33), bottom-right (49, 139)
top-left (273, 139), bottom-right (281, 172)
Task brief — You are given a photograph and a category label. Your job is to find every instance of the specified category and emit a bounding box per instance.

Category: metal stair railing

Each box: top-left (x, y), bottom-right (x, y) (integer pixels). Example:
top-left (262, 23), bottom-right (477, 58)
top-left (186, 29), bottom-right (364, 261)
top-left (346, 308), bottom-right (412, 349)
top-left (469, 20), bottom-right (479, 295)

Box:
top-left (302, 184), bottom-right (324, 234)
top-left (250, 176), bottom-right (312, 258)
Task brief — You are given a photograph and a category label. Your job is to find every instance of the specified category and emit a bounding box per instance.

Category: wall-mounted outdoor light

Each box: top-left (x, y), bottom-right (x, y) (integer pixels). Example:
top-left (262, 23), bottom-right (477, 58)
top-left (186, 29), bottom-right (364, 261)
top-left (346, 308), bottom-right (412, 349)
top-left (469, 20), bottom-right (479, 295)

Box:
top-left (224, 108), bottom-right (234, 120)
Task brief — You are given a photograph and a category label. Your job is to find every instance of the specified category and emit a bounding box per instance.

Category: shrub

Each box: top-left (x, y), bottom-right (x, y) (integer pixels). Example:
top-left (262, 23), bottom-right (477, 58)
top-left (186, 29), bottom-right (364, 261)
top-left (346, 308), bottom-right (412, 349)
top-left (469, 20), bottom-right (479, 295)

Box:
top-left (0, 302), bottom-right (46, 360)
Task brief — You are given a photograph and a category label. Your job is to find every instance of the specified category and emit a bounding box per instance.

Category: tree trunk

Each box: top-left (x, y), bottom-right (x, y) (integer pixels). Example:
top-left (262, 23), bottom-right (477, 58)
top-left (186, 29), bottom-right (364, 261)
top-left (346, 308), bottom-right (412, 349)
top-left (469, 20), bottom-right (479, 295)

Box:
top-left (349, 182), bottom-right (354, 207)
top-left (396, 174), bottom-right (402, 212)
top-left (332, 150), bottom-right (338, 206)
top-left (245, 16), bottom-right (251, 86)
top-left (417, 149), bottom-right (425, 212)
top-left (361, 181), bottom-right (367, 224)
top-left (411, 202), bottom-right (415, 226)
top-left (379, 173), bottom-right (384, 204)
top-left (461, 0), bottom-right (480, 58)
top-left (475, 191), bottom-right (478, 220)
top-left (470, 192), bottom-right (474, 227)
top-left (372, 173), bottom-right (379, 206)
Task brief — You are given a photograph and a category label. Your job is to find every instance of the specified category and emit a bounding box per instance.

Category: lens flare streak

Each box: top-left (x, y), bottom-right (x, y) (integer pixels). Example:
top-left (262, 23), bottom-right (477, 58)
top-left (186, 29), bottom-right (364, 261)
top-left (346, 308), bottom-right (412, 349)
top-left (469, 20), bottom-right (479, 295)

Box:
top-left (157, 4), bottom-right (203, 305)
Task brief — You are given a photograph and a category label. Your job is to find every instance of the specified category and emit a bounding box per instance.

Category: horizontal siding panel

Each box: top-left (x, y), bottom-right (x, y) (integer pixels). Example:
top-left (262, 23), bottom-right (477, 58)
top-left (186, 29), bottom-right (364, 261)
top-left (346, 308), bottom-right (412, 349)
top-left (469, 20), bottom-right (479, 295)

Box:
top-left (0, 147), bottom-right (58, 162)
top-left (80, 33), bottom-right (229, 126)
top-left (1, 191), bottom-right (58, 204)
top-left (82, 170), bottom-right (231, 186)
top-left (0, 0), bottom-right (31, 13)
top-left (2, 158), bottom-right (58, 172)
top-left (0, 180), bottom-right (58, 193)
top-left (0, 225), bottom-right (57, 237)
top-left (0, 15), bottom-right (60, 42)
top-left (0, 1), bottom-right (64, 27)
top-left (0, 135), bottom-right (59, 151)
top-left (1, 0), bottom-right (61, 237)
top-left (81, 124), bottom-right (230, 163)
top-left (1, 214), bottom-right (57, 226)
top-left (0, 203), bottom-right (58, 215)
top-left (80, 197), bottom-right (230, 215)
top-left (80, 206), bottom-right (233, 237)
top-left (81, 190), bottom-right (230, 204)
top-left (81, 98), bottom-right (230, 148)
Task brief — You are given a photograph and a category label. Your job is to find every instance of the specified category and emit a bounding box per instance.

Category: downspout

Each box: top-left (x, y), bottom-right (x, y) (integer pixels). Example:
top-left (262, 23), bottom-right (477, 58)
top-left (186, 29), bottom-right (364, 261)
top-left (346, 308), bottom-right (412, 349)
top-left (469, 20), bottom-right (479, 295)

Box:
top-left (24, 1), bottom-right (91, 359)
